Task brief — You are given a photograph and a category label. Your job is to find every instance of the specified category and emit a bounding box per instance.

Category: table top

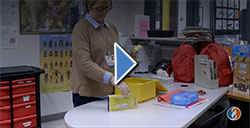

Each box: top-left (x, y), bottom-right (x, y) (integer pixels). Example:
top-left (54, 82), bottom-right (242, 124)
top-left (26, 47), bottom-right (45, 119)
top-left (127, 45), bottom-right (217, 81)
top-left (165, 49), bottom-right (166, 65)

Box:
top-left (64, 82), bottom-right (230, 128)
top-left (226, 92), bottom-right (250, 102)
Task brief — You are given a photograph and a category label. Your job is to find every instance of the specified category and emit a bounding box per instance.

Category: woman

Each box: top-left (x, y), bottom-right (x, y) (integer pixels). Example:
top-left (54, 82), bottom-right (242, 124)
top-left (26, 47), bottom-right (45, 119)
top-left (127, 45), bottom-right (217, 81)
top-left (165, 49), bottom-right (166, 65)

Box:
top-left (71, 0), bottom-right (130, 107)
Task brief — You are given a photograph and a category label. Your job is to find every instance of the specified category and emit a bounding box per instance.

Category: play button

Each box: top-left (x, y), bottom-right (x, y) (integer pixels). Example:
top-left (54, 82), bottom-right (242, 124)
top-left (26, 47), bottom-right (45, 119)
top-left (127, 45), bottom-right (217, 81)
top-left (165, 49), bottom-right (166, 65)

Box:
top-left (114, 42), bottom-right (137, 85)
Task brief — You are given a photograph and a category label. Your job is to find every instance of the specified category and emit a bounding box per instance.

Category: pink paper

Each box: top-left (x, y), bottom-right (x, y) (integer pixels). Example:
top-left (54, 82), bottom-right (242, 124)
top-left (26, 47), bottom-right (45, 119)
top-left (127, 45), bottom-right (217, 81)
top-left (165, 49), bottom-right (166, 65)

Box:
top-left (139, 21), bottom-right (149, 37)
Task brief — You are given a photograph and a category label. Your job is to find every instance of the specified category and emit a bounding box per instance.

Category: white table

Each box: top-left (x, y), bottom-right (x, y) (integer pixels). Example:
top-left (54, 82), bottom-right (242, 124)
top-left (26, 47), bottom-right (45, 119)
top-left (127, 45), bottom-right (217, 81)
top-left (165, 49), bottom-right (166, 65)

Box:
top-left (64, 82), bottom-right (230, 128)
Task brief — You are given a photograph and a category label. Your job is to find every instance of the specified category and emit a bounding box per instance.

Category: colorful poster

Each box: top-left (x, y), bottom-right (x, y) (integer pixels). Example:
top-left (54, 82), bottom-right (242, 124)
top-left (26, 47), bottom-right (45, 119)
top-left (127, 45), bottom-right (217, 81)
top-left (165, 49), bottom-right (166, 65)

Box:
top-left (40, 34), bottom-right (72, 93)
top-left (20, 0), bottom-right (86, 34)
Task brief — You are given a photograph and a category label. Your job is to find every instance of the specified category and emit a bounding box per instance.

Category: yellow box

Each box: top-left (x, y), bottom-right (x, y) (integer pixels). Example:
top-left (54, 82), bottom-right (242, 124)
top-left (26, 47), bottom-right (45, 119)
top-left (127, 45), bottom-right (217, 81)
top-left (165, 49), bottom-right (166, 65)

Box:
top-left (115, 78), bottom-right (168, 103)
top-left (108, 94), bottom-right (138, 112)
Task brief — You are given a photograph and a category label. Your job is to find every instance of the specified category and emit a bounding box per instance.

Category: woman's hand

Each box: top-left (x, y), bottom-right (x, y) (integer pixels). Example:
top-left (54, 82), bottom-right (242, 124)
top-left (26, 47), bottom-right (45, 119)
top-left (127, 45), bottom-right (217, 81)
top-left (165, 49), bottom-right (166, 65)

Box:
top-left (109, 76), bottom-right (130, 95)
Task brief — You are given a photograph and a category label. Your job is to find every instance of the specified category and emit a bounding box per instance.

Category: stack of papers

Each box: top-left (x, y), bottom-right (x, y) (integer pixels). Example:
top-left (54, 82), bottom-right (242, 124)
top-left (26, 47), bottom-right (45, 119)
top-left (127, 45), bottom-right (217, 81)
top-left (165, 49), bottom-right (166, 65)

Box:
top-left (181, 26), bottom-right (211, 41)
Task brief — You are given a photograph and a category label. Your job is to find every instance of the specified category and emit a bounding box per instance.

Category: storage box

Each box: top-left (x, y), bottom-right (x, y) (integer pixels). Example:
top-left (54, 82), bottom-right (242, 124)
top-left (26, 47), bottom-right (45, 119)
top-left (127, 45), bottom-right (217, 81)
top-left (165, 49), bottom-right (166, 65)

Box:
top-left (0, 92), bottom-right (36, 107)
top-left (194, 55), bottom-right (219, 89)
top-left (108, 94), bottom-right (138, 112)
top-left (0, 101), bottom-right (36, 121)
top-left (170, 91), bottom-right (199, 106)
top-left (0, 114), bottom-right (37, 128)
top-left (115, 78), bottom-right (168, 103)
top-left (232, 45), bottom-right (250, 95)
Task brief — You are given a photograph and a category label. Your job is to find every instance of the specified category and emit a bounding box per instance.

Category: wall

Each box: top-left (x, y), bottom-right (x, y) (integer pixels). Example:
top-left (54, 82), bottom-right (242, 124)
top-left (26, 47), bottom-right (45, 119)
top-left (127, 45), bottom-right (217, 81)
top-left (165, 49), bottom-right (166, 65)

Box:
top-left (0, 0), bottom-right (144, 116)
top-left (201, 0), bottom-right (210, 29)
top-left (177, 0), bottom-right (187, 37)
top-left (107, 0), bottom-right (145, 36)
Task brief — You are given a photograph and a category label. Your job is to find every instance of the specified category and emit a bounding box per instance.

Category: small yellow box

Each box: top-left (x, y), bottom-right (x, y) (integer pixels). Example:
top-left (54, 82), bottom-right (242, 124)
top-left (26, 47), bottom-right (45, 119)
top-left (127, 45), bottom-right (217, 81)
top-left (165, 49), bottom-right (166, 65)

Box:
top-left (115, 78), bottom-right (168, 103)
top-left (108, 94), bottom-right (138, 112)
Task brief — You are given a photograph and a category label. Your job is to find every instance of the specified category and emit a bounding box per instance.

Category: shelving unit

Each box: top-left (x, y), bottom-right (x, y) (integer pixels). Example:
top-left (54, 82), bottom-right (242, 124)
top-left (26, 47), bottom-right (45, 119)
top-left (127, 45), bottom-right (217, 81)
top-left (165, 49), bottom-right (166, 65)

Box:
top-left (226, 92), bottom-right (249, 102)
top-left (130, 36), bottom-right (210, 46)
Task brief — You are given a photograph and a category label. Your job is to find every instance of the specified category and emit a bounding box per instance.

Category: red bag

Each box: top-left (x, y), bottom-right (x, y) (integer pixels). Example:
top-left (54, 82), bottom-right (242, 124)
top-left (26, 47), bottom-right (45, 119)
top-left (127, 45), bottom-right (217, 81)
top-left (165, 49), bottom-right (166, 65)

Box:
top-left (167, 40), bottom-right (233, 87)
top-left (200, 40), bottom-right (233, 87)
top-left (167, 42), bottom-right (197, 83)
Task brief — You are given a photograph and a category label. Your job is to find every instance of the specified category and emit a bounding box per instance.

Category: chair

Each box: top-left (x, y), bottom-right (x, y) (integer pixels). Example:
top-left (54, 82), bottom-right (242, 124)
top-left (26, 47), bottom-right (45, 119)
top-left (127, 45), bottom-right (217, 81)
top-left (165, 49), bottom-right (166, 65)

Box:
top-left (189, 100), bottom-right (230, 128)
top-left (199, 100), bottom-right (230, 128)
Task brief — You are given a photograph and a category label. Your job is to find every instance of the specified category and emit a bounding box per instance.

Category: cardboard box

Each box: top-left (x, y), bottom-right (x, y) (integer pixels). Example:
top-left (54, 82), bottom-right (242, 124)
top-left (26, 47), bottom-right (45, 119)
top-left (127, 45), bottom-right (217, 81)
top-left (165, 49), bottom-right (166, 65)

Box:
top-left (232, 44), bottom-right (249, 95)
top-left (108, 94), bottom-right (138, 112)
top-left (233, 61), bottom-right (249, 95)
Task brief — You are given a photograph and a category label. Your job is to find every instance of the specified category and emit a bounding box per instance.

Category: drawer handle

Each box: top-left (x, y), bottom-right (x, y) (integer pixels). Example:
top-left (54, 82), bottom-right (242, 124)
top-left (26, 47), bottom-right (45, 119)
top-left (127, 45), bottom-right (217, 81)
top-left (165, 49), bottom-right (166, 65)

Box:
top-left (18, 81), bottom-right (25, 84)
top-left (23, 121), bottom-right (32, 127)
top-left (25, 105), bottom-right (31, 108)
top-left (26, 80), bottom-right (32, 83)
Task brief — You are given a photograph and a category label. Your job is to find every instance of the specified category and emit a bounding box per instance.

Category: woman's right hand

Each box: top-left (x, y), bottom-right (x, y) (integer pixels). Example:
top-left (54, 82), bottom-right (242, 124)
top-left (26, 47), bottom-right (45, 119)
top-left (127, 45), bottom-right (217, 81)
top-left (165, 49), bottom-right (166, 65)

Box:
top-left (110, 76), bottom-right (130, 95)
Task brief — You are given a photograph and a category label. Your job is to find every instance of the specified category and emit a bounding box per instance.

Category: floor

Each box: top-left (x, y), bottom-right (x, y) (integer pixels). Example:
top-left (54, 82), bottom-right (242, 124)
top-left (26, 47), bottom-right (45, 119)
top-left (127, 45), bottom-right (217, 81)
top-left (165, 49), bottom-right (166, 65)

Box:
top-left (42, 119), bottom-right (66, 128)
top-left (41, 112), bottom-right (67, 128)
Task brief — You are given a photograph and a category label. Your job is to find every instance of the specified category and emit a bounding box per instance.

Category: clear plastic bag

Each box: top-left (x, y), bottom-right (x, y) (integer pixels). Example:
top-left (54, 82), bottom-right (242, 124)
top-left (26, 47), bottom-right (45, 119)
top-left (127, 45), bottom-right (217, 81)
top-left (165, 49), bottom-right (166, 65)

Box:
top-left (170, 91), bottom-right (199, 106)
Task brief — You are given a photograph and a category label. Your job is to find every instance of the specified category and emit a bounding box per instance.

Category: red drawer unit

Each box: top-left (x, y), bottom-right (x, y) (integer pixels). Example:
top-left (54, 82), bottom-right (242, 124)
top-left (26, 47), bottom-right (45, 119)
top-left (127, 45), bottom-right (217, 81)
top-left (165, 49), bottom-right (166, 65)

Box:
top-left (0, 114), bottom-right (37, 128)
top-left (0, 101), bottom-right (36, 121)
top-left (0, 81), bottom-right (9, 87)
top-left (0, 66), bottom-right (44, 128)
top-left (0, 92), bottom-right (36, 107)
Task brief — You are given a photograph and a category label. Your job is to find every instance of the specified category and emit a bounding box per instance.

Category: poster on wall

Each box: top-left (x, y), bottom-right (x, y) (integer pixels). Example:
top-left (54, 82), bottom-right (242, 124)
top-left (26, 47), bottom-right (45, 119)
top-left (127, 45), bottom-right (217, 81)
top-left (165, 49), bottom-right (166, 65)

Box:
top-left (20, 0), bottom-right (86, 34)
top-left (40, 34), bottom-right (72, 93)
top-left (0, 0), bottom-right (18, 49)
top-left (214, 0), bottom-right (240, 35)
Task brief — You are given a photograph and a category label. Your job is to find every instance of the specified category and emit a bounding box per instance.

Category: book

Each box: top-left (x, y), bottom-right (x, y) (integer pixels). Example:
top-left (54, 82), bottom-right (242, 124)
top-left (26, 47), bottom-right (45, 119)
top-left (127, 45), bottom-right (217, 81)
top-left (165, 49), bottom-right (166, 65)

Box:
top-left (214, 62), bottom-right (217, 79)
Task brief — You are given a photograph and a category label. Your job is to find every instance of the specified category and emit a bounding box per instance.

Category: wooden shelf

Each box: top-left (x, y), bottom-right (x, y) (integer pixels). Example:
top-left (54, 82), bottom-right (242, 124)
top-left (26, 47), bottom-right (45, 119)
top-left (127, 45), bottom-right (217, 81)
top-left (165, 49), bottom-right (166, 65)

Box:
top-left (130, 36), bottom-right (210, 42)
top-left (131, 36), bottom-right (179, 41)
top-left (226, 92), bottom-right (250, 102)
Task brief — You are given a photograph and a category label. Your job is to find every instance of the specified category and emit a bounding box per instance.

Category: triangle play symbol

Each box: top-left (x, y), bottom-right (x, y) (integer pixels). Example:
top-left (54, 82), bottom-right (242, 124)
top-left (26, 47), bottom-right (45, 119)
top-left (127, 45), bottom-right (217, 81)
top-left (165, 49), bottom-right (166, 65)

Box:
top-left (114, 42), bottom-right (137, 85)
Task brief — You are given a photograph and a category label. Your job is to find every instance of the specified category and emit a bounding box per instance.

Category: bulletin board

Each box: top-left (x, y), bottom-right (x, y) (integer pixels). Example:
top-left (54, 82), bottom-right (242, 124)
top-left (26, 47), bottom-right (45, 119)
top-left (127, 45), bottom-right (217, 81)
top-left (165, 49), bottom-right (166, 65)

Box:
top-left (214, 0), bottom-right (240, 35)
top-left (40, 34), bottom-right (72, 93)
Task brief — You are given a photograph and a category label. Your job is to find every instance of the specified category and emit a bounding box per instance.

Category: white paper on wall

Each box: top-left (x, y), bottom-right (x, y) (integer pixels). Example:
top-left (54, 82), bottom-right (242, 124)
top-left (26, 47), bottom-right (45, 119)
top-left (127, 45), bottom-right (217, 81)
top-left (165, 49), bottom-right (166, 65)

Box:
top-left (0, 0), bottom-right (18, 49)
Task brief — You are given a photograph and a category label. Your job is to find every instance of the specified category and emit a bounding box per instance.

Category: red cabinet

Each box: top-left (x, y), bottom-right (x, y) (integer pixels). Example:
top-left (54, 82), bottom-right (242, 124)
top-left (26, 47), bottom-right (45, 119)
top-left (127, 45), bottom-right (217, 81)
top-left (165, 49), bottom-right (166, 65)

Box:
top-left (0, 66), bottom-right (44, 128)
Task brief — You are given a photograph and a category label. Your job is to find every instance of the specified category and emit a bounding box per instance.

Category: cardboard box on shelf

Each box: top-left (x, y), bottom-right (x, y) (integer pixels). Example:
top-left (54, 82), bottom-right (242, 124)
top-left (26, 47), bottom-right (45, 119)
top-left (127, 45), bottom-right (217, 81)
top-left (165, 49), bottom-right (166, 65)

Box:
top-left (232, 44), bottom-right (250, 95)
top-left (233, 61), bottom-right (249, 95)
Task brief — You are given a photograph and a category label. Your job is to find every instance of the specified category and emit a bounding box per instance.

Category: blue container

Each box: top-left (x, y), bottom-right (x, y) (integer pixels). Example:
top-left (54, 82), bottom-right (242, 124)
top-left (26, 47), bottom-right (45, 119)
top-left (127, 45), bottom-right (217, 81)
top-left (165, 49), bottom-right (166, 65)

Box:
top-left (170, 91), bottom-right (199, 106)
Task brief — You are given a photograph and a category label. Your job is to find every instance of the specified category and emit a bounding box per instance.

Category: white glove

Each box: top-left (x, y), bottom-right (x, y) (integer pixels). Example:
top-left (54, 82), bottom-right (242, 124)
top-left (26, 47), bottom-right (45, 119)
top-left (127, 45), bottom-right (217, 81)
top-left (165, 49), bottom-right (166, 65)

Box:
top-left (110, 76), bottom-right (130, 95)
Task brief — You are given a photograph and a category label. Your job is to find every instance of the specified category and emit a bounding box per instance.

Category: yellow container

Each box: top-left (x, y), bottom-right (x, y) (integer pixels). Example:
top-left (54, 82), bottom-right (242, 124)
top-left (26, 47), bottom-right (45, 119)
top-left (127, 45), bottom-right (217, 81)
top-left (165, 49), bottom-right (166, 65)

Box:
top-left (115, 78), bottom-right (165, 103)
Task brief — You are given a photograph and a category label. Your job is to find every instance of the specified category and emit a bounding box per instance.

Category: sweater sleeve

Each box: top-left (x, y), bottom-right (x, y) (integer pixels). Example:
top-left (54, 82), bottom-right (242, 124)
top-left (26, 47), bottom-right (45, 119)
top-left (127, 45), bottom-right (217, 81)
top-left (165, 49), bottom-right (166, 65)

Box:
top-left (71, 23), bottom-right (106, 83)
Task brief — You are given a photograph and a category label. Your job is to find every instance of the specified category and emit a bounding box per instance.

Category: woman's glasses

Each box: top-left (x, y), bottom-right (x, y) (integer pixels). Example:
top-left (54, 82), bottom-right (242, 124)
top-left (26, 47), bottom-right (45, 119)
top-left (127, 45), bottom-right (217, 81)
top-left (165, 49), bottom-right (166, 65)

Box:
top-left (95, 5), bottom-right (113, 12)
